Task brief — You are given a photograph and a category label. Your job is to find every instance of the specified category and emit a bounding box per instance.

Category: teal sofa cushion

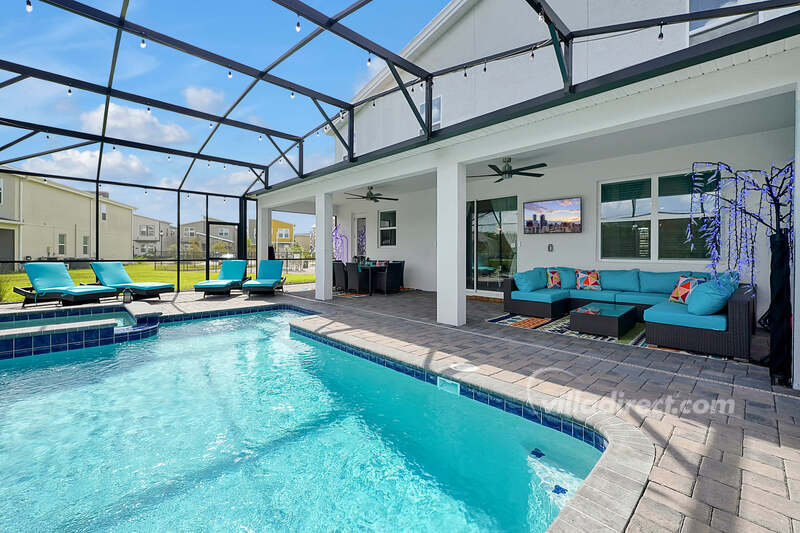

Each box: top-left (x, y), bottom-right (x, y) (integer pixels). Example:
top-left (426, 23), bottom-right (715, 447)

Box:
top-left (687, 275), bottom-right (738, 316)
top-left (598, 269), bottom-right (640, 292)
top-left (616, 292), bottom-right (670, 306)
top-left (644, 302), bottom-right (727, 331)
top-left (511, 289), bottom-right (571, 303)
top-left (555, 267), bottom-right (577, 289)
top-left (639, 271), bottom-right (691, 294)
top-left (513, 268), bottom-right (547, 291)
top-left (569, 289), bottom-right (619, 303)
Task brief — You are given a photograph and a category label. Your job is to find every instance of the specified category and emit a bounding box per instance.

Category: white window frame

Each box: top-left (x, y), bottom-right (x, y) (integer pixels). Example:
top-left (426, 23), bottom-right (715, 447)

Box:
top-left (82, 235), bottom-right (89, 255)
top-left (597, 172), bottom-right (712, 264)
top-left (184, 227), bottom-right (195, 237)
top-left (58, 233), bottom-right (66, 255)
top-left (219, 227), bottom-right (230, 238)
top-left (0, 177), bottom-right (4, 206)
top-left (139, 224), bottom-right (155, 237)
top-left (419, 96), bottom-right (442, 134)
top-left (276, 228), bottom-right (290, 240)
top-left (101, 204), bottom-right (108, 221)
top-left (377, 209), bottom-right (397, 248)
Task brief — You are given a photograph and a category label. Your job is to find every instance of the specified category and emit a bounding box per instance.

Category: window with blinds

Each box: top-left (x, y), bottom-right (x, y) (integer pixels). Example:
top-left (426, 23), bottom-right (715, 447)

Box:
top-left (600, 173), bottom-right (715, 261)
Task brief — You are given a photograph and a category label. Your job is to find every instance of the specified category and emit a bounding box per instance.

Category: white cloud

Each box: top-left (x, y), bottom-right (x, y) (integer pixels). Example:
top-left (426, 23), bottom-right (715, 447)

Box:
top-left (22, 148), bottom-right (150, 180)
top-left (80, 103), bottom-right (191, 144)
top-left (182, 86), bottom-right (225, 113)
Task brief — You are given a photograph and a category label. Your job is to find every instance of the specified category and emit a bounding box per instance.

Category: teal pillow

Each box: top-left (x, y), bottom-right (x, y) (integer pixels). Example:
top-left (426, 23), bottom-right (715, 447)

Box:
top-left (639, 271), bottom-right (690, 294)
top-left (687, 281), bottom-right (730, 315)
top-left (691, 271), bottom-right (711, 281)
top-left (556, 267), bottom-right (577, 289)
top-left (513, 268), bottom-right (546, 291)
top-left (716, 271), bottom-right (740, 296)
top-left (599, 269), bottom-right (639, 292)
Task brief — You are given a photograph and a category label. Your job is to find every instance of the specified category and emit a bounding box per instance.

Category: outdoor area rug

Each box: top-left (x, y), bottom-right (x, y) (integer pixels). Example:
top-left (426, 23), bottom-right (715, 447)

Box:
top-left (488, 313), bottom-right (648, 346)
top-left (488, 313), bottom-right (701, 355)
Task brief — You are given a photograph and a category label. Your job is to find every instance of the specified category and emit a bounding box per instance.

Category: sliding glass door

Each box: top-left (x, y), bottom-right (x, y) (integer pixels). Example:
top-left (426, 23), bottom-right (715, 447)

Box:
top-left (466, 196), bottom-right (518, 292)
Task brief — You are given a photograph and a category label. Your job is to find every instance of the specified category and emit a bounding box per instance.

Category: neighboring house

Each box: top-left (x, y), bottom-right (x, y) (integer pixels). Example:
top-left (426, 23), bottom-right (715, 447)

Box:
top-left (180, 217), bottom-right (236, 257)
top-left (293, 232), bottom-right (312, 253)
top-left (132, 214), bottom-right (176, 258)
top-left (0, 169), bottom-right (134, 271)
top-left (271, 219), bottom-right (294, 252)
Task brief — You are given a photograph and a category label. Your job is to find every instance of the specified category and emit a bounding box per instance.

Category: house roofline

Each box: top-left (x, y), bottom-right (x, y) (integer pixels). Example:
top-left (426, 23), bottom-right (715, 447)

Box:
top-left (252, 9), bottom-right (800, 196)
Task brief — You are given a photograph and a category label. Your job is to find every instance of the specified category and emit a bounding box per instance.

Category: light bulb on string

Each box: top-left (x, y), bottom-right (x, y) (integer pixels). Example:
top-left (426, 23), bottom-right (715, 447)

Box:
top-left (67, 87), bottom-right (72, 96)
top-left (367, 53), bottom-right (371, 67)
top-left (296, 15), bottom-right (301, 32)
top-left (26, 0), bottom-right (32, 13)
top-left (140, 37), bottom-right (146, 49)
top-left (658, 24), bottom-right (664, 40)
top-left (227, 70), bottom-right (232, 79)
top-left (290, 91), bottom-right (295, 99)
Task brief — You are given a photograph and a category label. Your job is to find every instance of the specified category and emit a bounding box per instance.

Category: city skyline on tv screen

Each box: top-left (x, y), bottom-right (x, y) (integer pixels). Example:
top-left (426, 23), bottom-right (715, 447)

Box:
top-left (523, 197), bottom-right (582, 234)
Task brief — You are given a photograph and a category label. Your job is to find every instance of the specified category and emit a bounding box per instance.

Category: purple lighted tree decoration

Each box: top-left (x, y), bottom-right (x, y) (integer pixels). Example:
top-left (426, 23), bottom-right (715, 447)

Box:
top-left (687, 160), bottom-right (794, 384)
top-left (332, 224), bottom-right (349, 262)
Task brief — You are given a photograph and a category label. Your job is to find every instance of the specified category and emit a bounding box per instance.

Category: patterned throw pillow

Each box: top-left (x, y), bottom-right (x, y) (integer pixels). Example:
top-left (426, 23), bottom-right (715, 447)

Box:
top-left (576, 269), bottom-right (601, 290)
top-left (546, 269), bottom-right (561, 289)
top-left (669, 275), bottom-right (704, 304)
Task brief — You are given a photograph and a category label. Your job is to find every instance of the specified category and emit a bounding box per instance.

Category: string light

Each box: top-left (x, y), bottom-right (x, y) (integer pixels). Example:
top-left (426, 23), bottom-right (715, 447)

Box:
top-left (463, 67), bottom-right (467, 78)
top-left (258, 135), bottom-right (263, 142)
top-left (290, 91), bottom-right (295, 99)
top-left (146, 107), bottom-right (151, 113)
top-left (112, 145), bottom-right (116, 150)
top-left (316, 129), bottom-right (320, 136)
top-left (209, 123), bottom-right (213, 129)
top-left (25, 0), bottom-right (32, 13)
top-left (658, 24), bottom-right (664, 40)
top-left (45, 134), bottom-right (50, 140)
top-left (538, 12), bottom-right (544, 22)
top-left (223, 164), bottom-right (226, 169)
top-left (227, 70), bottom-right (232, 79)
top-left (367, 53), bottom-right (371, 67)
top-left (531, 47), bottom-right (535, 60)
top-left (372, 100), bottom-right (375, 107)
top-left (483, 62), bottom-right (487, 73)
top-left (67, 87), bottom-right (72, 96)
top-left (140, 36), bottom-right (146, 49)
top-left (167, 155), bottom-right (171, 161)
top-left (296, 15), bottom-right (301, 32)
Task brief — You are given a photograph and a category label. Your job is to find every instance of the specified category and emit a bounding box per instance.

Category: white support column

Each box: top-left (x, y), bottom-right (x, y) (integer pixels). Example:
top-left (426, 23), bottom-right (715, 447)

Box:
top-left (793, 84), bottom-right (799, 389)
top-left (436, 162), bottom-right (467, 326)
top-left (258, 207), bottom-right (272, 263)
top-left (315, 192), bottom-right (333, 301)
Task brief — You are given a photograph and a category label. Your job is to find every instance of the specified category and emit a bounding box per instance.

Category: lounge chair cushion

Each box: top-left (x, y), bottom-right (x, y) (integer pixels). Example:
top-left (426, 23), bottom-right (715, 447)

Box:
top-left (615, 292), bottom-right (670, 306)
top-left (254, 260), bottom-right (283, 280)
top-left (218, 260), bottom-right (248, 281)
top-left (25, 262), bottom-right (76, 292)
top-left (569, 289), bottom-right (620, 303)
top-left (91, 261), bottom-right (134, 286)
top-left (59, 285), bottom-right (117, 297)
top-left (644, 302), bottom-right (727, 331)
top-left (195, 279), bottom-right (238, 289)
top-left (243, 279), bottom-right (281, 289)
top-left (510, 289), bottom-right (571, 303)
top-left (113, 282), bottom-right (174, 291)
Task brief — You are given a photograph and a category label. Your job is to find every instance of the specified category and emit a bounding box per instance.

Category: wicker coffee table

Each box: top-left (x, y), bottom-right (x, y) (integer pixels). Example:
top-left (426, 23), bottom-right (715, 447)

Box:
top-left (569, 303), bottom-right (637, 337)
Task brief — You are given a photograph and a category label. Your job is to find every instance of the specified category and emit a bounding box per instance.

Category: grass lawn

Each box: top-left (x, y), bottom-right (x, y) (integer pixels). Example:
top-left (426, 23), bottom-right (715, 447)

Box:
top-left (0, 263), bottom-right (314, 303)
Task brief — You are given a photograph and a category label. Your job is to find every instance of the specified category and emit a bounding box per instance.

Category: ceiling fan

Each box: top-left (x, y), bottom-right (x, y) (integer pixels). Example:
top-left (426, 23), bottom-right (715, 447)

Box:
top-left (467, 158), bottom-right (547, 183)
top-left (344, 186), bottom-right (398, 202)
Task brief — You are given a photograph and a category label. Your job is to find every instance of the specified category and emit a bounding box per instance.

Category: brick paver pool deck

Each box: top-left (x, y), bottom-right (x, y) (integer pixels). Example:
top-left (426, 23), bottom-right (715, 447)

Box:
top-left (4, 287), bottom-right (799, 532)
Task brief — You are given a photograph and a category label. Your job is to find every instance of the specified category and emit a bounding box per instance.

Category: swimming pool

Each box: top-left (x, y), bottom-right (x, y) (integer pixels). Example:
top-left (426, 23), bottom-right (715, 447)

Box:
top-left (0, 311), bottom-right (135, 330)
top-left (0, 310), bottom-right (600, 532)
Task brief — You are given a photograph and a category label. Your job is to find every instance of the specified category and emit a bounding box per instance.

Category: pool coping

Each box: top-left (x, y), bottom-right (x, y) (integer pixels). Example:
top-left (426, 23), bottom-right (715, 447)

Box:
top-left (289, 314), bottom-right (655, 533)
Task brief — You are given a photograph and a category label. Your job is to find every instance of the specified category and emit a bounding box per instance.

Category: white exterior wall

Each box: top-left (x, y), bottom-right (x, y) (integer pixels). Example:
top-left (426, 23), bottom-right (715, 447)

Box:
top-left (338, 0), bottom-right (689, 161)
top-left (334, 187), bottom-right (437, 291)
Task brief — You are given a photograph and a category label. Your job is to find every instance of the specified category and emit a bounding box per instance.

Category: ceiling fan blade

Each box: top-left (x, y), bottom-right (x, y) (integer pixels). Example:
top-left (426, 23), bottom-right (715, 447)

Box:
top-left (345, 194), bottom-right (369, 199)
top-left (467, 174), bottom-right (503, 178)
top-left (487, 164), bottom-right (503, 175)
top-left (494, 177), bottom-right (505, 183)
top-left (513, 162), bottom-right (547, 172)
top-left (513, 172), bottom-right (544, 177)
top-left (380, 197), bottom-right (399, 201)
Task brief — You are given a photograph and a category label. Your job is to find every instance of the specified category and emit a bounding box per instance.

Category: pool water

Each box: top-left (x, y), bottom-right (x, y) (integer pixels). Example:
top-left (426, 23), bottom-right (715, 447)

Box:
top-left (0, 311), bottom-right (600, 532)
top-left (0, 311), bottom-right (135, 330)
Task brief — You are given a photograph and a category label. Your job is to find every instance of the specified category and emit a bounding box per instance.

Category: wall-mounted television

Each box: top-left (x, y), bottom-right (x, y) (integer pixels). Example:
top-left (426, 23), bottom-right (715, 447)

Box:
top-left (523, 197), bottom-right (582, 234)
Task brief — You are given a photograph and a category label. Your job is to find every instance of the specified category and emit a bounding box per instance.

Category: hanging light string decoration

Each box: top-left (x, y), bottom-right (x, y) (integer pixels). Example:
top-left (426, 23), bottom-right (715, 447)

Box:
top-left (687, 160), bottom-right (795, 284)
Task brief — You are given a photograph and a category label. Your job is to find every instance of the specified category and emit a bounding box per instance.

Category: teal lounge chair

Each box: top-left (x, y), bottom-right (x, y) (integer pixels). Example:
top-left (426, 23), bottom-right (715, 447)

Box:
top-left (15, 262), bottom-right (117, 307)
top-left (243, 260), bottom-right (285, 296)
top-left (194, 260), bottom-right (249, 297)
top-left (91, 262), bottom-right (174, 300)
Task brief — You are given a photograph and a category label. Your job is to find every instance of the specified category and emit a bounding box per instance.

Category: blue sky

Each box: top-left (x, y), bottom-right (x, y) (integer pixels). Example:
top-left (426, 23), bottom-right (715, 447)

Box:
top-left (0, 0), bottom-right (449, 231)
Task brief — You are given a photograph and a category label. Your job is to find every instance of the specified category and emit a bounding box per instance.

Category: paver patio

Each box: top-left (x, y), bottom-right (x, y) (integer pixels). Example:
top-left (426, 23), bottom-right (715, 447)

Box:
top-left (5, 288), bottom-right (799, 532)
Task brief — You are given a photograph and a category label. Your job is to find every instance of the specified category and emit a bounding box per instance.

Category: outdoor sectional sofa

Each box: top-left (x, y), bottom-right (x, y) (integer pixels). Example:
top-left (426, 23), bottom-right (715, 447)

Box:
top-left (503, 267), bottom-right (756, 361)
